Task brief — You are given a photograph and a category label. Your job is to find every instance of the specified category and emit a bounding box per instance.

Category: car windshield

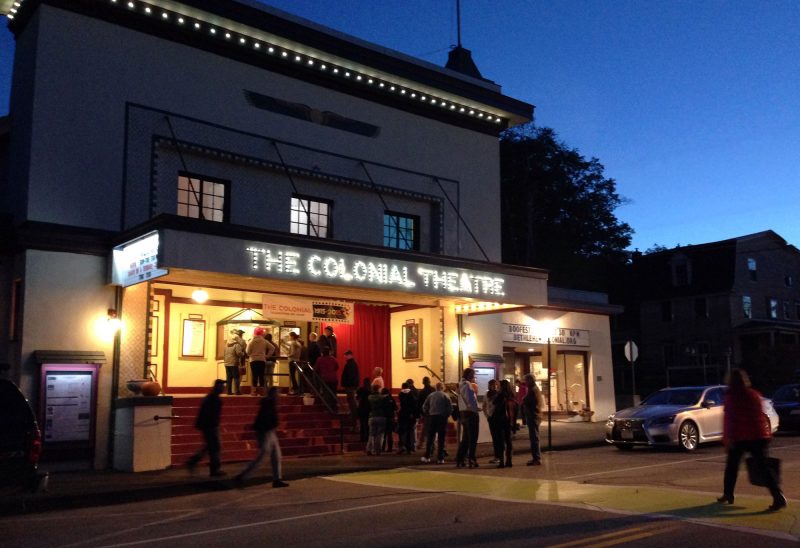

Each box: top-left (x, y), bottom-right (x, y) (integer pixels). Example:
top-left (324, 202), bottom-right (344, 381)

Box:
top-left (772, 385), bottom-right (800, 402)
top-left (642, 388), bottom-right (704, 406)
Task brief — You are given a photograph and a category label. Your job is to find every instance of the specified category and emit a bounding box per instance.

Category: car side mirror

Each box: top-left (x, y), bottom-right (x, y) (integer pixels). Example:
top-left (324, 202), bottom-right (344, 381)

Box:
top-left (702, 400), bottom-right (715, 408)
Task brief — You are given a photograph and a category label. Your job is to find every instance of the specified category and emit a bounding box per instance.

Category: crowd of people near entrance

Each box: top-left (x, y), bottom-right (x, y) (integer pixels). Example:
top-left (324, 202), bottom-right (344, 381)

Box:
top-left (192, 325), bottom-right (548, 488)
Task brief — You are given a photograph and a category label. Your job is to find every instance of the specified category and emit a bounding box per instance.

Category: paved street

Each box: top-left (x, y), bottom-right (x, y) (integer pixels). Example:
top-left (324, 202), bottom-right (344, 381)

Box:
top-left (3, 431), bottom-right (799, 546)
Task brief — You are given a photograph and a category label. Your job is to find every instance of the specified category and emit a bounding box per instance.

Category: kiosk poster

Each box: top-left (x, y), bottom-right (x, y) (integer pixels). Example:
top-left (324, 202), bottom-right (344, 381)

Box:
top-left (44, 372), bottom-right (93, 442)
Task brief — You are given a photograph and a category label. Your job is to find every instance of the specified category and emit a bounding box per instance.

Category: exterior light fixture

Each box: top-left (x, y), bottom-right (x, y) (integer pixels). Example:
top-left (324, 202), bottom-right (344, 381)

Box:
top-left (107, 309), bottom-right (122, 332)
top-left (192, 289), bottom-right (209, 303)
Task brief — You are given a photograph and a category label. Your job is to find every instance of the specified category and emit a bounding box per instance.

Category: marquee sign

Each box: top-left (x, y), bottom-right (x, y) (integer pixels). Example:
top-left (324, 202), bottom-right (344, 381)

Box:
top-left (502, 323), bottom-right (590, 347)
top-left (263, 294), bottom-right (354, 324)
top-left (245, 244), bottom-right (506, 299)
top-left (111, 231), bottom-right (169, 287)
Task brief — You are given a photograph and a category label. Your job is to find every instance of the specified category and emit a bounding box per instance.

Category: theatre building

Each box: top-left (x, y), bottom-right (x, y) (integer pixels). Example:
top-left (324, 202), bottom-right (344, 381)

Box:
top-left (0, 0), bottom-right (616, 469)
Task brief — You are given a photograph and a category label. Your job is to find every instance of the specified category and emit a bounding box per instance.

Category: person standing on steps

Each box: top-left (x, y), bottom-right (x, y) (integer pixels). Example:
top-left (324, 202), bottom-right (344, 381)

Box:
top-left (246, 327), bottom-right (275, 396)
top-left (307, 332), bottom-right (321, 367)
top-left (224, 329), bottom-right (245, 395)
top-left (236, 387), bottom-right (288, 488)
top-left (186, 379), bottom-right (226, 477)
top-left (287, 331), bottom-right (303, 395)
top-left (264, 332), bottom-right (279, 390)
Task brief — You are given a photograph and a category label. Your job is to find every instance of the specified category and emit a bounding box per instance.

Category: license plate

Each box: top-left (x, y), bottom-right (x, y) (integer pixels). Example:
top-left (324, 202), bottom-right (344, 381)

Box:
top-left (621, 429), bottom-right (633, 440)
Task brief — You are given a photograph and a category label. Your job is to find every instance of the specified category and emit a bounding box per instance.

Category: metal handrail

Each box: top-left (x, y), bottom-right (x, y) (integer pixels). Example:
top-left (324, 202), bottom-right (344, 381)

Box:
top-left (294, 360), bottom-right (347, 453)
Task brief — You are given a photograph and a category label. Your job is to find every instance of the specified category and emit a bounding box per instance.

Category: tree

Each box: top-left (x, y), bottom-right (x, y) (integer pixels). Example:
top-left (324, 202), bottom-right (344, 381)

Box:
top-left (500, 124), bottom-right (633, 291)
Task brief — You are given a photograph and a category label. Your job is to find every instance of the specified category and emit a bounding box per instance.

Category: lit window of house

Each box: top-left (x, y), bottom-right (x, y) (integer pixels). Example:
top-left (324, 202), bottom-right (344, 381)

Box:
top-left (177, 174), bottom-right (228, 222)
top-left (742, 295), bottom-right (752, 318)
top-left (290, 195), bottom-right (331, 238)
top-left (383, 211), bottom-right (419, 250)
top-left (747, 258), bottom-right (757, 281)
top-left (767, 297), bottom-right (778, 319)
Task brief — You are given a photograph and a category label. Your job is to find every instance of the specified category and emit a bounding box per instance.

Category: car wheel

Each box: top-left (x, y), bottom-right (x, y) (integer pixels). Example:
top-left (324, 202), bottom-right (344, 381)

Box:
top-left (678, 421), bottom-right (699, 451)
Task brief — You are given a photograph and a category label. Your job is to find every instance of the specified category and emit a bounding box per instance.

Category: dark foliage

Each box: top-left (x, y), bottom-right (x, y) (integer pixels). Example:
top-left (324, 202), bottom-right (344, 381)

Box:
top-left (500, 124), bottom-right (633, 291)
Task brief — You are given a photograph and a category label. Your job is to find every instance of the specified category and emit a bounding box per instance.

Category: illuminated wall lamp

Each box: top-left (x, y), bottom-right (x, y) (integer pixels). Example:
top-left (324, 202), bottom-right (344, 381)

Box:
top-left (107, 309), bottom-right (121, 332)
top-left (192, 289), bottom-right (209, 303)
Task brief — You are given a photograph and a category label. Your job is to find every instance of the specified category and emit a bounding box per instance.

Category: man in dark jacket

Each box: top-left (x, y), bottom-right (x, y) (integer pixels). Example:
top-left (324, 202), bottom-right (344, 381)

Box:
top-left (236, 387), bottom-right (288, 488)
top-left (187, 379), bottom-right (226, 476)
top-left (341, 350), bottom-right (360, 425)
top-left (307, 332), bottom-right (321, 366)
top-left (417, 376), bottom-right (435, 449)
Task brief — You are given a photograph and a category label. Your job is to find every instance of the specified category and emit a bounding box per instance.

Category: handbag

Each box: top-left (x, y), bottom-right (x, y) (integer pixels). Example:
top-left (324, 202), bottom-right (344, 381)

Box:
top-left (745, 456), bottom-right (780, 487)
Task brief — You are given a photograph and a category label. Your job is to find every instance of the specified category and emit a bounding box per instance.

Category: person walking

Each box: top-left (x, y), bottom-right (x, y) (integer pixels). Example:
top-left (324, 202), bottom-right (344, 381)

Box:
top-left (420, 382), bottom-right (452, 464)
top-left (521, 374), bottom-right (544, 466)
top-left (341, 350), bottom-right (360, 426)
top-left (186, 379), bottom-right (226, 477)
top-left (287, 331), bottom-right (303, 394)
top-left (236, 387), bottom-right (289, 488)
top-left (718, 368), bottom-right (786, 511)
top-left (492, 379), bottom-right (515, 468)
top-left (366, 385), bottom-right (388, 455)
top-left (356, 377), bottom-right (372, 442)
top-left (483, 379), bottom-right (500, 464)
top-left (246, 327), bottom-right (275, 396)
top-left (223, 329), bottom-right (245, 395)
top-left (455, 368), bottom-right (480, 468)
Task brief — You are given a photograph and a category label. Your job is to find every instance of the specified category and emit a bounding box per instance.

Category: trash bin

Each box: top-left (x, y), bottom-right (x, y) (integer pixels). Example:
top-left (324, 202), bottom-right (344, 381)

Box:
top-left (113, 396), bottom-right (173, 472)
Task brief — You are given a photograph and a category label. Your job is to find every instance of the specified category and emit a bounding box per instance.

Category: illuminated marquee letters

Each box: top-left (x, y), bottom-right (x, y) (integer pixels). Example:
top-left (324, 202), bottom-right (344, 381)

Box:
top-left (246, 245), bottom-right (506, 298)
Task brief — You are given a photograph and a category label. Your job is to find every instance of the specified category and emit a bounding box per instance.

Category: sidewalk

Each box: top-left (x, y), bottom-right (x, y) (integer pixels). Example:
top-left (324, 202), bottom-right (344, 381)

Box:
top-left (1, 420), bottom-right (606, 516)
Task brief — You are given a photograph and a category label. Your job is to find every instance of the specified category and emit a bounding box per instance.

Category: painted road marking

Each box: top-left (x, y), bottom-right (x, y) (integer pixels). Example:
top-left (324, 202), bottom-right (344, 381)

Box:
top-left (95, 494), bottom-right (443, 548)
top-left (325, 468), bottom-right (799, 541)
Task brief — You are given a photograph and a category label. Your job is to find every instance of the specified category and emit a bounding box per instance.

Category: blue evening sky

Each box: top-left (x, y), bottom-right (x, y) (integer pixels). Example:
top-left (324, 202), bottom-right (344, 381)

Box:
top-left (1, 1), bottom-right (799, 252)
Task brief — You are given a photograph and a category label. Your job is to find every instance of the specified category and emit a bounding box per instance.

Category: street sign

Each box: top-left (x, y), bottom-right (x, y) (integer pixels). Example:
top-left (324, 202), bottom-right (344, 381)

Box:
top-left (624, 340), bottom-right (639, 363)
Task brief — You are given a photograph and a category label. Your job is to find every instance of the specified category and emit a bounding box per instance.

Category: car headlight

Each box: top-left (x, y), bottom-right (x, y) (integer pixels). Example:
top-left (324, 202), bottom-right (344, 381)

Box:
top-left (606, 414), bottom-right (615, 426)
top-left (649, 415), bottom-right (675, 426)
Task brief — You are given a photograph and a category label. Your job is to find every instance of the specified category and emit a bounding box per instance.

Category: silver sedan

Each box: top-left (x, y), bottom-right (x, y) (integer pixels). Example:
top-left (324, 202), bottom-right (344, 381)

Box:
top-left (605, 385), bottom-right (780, 451)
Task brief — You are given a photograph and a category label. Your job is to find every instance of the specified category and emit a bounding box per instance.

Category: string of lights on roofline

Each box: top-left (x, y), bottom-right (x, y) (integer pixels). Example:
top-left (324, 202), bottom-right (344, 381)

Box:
top-left (6, 0), bottom-right (507, 126)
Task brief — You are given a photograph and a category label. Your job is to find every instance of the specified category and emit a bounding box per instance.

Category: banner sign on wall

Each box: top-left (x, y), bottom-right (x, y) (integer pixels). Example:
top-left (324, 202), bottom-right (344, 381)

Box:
top-left (263, 294), bottom-right (354, 324)
top-left (502, 323), bottom-right (590, 346)
top-left (111, 231), bottom-right (169, 287)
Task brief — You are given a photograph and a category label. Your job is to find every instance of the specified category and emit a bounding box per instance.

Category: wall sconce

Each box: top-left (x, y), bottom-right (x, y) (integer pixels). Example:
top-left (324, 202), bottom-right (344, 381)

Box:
top-left (192, 288), bottom-right (209, 303)
top-left (107, 309), bottom-right (121, 333)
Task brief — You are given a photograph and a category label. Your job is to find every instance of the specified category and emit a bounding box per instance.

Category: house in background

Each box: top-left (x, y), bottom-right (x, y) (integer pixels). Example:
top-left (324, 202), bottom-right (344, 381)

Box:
top-left (612, 230), bottom-right (800, 398)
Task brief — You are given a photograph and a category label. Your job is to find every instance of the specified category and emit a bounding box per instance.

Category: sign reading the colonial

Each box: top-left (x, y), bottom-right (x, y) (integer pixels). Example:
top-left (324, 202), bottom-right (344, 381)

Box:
top-left (263, 294), bottom-right (354, 324)
top-left (502, 323), bottom-right (590, 346)
top-left (246, 244), bottom-right (506, 299)
top-left (111, 231), bottom-right (168, 287)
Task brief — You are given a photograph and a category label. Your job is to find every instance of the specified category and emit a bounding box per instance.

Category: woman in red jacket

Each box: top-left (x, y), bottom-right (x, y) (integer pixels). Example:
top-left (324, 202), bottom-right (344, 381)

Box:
top-left (718, 368), bottom-right (786, 510)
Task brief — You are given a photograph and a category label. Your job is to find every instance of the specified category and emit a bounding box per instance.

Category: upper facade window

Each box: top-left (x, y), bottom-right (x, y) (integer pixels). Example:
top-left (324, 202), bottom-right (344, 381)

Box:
top-left (290, 195), bottom-right (331, 238)
top-left (742, 295), bottom-right (752, 319)
top-left (767, 298), bottom-right (778, 319)
top-left (177, 173), bottom-right (228, 222)
top-left (786, 275), bottom-right (794, 287)
top-left (747, 258), bottom-right (757, 281)
top-left (670, 254), bottom-right (691, 286)
top-left (383, 212), bottom-right (419, 251)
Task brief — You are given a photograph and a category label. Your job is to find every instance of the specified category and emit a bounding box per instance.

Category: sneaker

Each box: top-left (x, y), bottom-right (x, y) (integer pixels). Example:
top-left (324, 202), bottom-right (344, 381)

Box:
top-left (273, 480), bottom-right (289, 488)
top-left (488, 458), bottom-right (499, 464)
top-left (526, 459), bottom-right (542, 466)
top-left (420, 457), bottom-right (431, 464)
top-left (436, 459), bottom-right (444, 465)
